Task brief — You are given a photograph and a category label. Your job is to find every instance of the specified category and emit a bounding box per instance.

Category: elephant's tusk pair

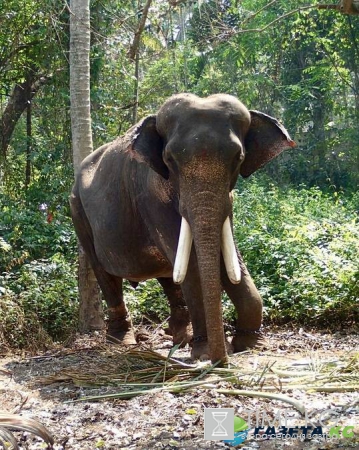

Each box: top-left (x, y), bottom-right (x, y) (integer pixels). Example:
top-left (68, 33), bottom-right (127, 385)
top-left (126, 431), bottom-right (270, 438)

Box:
top-left (173, 216), bottom-right (241, 285)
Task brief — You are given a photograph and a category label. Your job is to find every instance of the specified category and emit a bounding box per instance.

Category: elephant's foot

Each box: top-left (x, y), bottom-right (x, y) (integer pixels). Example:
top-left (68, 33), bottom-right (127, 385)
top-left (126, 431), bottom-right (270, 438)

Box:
top-left (190, 336), bottom-right (233, 362)
top-left (106, 329), bottom-right (137, 345)
top-left (169, 306), bottom-right (193, 347)
top-left (170, 324), bottom-right (193, 348)
top-left (232, 329), bottom-right (265, 352)
top-left (107, 314), bottom-right (136, 345)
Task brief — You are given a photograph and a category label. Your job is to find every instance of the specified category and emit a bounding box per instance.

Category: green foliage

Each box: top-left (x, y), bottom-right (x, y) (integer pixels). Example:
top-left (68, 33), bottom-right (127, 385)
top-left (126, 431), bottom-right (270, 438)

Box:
top-left (0, 190), bottom-right (78, 348)
top-left (0, 0), bottom-right (68, 94)
top-left (232, 178), bottom-right (359, 325)
top-left (124, 280), bottom-right (170, 324)
top-left (1, 179), bottom-right (358, 350)
top-left (0, 293), bottom-right (53, 351)
top-left (0, 193), bottom-right (76, 271)
top-left (0, 254), bottom-right (78, 348)
top-left (6, 255), bottom-right (78, 336)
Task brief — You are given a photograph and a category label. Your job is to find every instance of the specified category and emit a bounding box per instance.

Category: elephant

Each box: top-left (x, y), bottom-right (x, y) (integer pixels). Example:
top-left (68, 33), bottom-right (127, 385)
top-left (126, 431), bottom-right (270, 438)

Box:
top-left (70, 93), bottom-right (295, 365)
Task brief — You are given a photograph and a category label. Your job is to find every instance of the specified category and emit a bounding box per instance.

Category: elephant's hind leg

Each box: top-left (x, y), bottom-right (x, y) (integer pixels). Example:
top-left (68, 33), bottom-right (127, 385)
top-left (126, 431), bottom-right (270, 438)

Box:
top-left (221, 254), bottom-right (264, 352)
top-left (71, 193), bottom-right (136, 346)
top-left (94, 271), bottom-right (136, 345)
top-left (157, 277), bottom-right (192, 347)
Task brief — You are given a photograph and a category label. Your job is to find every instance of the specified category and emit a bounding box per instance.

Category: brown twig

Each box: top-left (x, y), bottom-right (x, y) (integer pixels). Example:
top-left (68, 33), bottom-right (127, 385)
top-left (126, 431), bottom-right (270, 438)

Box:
top-left (234, 6), bottom-right (318, 36)
top-left (128, 0), bottom-right (153, 61)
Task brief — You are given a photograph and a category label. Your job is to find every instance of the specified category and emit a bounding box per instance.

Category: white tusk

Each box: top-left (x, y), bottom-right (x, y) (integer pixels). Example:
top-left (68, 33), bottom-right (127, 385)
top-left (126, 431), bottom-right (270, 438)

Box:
top-left (221, 217), bottom-right (241, 284)
top-left (173, 217), bottom-right (193, 284)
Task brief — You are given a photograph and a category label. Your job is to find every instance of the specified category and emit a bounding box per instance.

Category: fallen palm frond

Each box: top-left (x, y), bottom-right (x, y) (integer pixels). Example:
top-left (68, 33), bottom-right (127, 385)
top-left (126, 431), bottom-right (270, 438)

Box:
top-left (0, 412), bottom-right (54, 449)
top-left (0, 426), bottom-right (18, 450)
top-left (271, 353), bottom-right (359, 392)
top-left (35, 346), bottom-right (272, 389)
top-left (68, 382), bottom-right (305, 413)
top-left (35, 346), bottom-right (358, 413)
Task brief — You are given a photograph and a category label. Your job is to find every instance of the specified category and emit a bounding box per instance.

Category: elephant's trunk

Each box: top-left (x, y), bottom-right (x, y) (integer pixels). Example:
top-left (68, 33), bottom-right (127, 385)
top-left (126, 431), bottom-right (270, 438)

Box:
top-left (183, 185), bottom-right (231, 364)
top-left (173, 157), bottom-right (242, 364)
top-left (192, 216), bottom-right (227, 364)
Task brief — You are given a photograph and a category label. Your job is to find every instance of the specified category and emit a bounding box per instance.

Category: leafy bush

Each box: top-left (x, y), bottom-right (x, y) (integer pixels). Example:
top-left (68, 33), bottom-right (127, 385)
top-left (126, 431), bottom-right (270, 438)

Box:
top-left (0, 254), bottom-right (78, 347)
top-left (124, 280), bottom-right (170, 325)
top-left (0, 293), bottom-right (53, 351)
top-left (0, 190), bottom-right (78, 348)
top-left (233, 178), bottom-right (359, 325)
top-left (0, 194), bottom-right (76, 272)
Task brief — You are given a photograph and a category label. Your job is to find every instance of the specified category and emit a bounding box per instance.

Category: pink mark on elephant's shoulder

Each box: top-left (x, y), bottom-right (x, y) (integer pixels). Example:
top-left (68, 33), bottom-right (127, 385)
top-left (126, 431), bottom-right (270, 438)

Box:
top-left (124, 143), bottom-right (146, 163)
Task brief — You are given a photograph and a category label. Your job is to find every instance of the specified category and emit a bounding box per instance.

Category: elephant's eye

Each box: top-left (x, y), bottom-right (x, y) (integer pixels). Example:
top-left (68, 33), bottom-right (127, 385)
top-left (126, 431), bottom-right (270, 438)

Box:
top-left (232, 149), bottom-right (244, 168)
top-left (164, 148), bottom-right (175, 166)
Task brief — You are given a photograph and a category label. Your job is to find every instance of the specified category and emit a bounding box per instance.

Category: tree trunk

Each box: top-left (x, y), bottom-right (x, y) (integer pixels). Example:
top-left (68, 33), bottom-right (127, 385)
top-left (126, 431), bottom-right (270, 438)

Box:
top-left (129, 0), bottom-right (153, 123)
top-left (25, 77), bottom-right (32, 189)
top-left (312, 97), bottom-right (327, 184)
top-left (0, 72), bottom-right (47, 159)
top-left (132, 51), bottom-right (140, 124)
top-left (70, 0), bottom-right (105, 332)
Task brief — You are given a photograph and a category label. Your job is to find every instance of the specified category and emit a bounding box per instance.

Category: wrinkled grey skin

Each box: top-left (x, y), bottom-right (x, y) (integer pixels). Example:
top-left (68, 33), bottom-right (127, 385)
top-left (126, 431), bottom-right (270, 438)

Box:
top-left (70, 93), bottom-right (294, 364)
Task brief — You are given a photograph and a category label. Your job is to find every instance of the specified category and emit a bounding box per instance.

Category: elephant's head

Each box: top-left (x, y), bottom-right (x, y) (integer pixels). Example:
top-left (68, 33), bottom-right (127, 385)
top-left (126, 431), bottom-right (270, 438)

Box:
top-left (130, 93), bottom-right (295, 364)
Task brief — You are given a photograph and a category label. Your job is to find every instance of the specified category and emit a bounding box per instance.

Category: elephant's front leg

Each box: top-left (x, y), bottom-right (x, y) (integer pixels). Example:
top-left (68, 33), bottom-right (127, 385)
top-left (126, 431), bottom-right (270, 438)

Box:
top-left (157, 277), bottom-right (192, 347)
top-left (220, 253), bottom-right (264, 352)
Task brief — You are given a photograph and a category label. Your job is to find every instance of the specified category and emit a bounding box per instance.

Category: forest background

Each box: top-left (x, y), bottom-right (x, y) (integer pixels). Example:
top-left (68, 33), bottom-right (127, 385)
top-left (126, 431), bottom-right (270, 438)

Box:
top-left (0, 0), bottom-right (358, 350)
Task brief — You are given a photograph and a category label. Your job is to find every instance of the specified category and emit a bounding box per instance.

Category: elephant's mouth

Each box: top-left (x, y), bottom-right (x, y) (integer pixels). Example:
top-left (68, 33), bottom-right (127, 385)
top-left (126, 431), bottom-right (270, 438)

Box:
top-left (173, 216), bottom-right (241, 285)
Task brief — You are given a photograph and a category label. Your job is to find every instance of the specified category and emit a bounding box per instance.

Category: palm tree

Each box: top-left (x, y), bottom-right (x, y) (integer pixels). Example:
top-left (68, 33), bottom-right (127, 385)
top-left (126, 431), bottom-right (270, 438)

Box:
top-left (70, 0), bottom-right (105, 332)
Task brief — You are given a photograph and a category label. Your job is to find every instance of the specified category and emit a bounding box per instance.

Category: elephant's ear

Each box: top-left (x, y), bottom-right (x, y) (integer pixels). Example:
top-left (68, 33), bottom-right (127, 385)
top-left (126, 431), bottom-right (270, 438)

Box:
top-left (240, 111), bottom-right (296, 178)
top-left (130, 115), bottom-right (169, 179)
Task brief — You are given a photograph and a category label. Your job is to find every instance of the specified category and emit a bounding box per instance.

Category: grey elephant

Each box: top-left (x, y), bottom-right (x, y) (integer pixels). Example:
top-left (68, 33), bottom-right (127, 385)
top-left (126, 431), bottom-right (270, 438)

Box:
top-left (70, 93), bottom-right (295, 364)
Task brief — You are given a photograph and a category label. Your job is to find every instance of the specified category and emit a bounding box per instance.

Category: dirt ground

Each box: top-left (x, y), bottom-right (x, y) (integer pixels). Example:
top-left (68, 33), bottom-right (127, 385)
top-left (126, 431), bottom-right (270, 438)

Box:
top-left (1, 326), bottom-right (358, 450)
